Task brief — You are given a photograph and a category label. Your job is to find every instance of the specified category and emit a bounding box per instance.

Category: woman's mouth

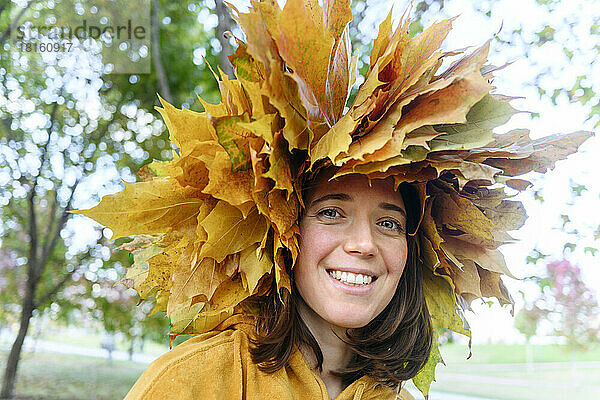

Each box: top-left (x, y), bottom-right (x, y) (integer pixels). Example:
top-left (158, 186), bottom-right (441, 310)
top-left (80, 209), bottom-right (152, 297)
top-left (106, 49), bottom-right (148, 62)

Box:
top-left (327, 269), bottom-right (377, 286)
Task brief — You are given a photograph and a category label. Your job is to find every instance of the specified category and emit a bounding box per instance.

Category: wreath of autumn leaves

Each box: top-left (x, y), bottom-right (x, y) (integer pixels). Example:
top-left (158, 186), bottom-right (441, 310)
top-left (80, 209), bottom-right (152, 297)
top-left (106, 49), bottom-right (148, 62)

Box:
top-left (75, 0), bottom-right (592, 395)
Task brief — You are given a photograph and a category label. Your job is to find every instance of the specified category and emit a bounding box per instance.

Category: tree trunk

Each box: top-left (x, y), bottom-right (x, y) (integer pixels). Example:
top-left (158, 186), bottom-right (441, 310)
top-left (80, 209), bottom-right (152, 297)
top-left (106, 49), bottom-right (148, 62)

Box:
top-left (151, 0), bottom-right (173, 103)
top-left (0, 286), bottom-right (35, 398)
top-left (129, 338), bottom-right (135, 361)
top-left (525, 339), bottom-right (534, 373)
top-left (214, 0), bottom-right (234, 78)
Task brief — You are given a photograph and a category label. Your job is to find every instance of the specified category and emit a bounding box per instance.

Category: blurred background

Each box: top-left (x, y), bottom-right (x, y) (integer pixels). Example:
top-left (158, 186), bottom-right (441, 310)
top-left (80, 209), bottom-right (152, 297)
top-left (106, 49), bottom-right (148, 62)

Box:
top-left (0, 0), bottom-right (598, 399)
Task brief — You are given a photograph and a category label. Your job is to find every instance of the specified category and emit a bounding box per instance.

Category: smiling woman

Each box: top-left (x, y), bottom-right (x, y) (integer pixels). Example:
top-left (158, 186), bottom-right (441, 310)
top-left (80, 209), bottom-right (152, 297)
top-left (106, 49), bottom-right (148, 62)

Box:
top-left (250, 170), bottom-right (431, 398)
top-left (73, 0), bottom-right (592, 398)
top-left (298, 173), bottom-right (410, 328)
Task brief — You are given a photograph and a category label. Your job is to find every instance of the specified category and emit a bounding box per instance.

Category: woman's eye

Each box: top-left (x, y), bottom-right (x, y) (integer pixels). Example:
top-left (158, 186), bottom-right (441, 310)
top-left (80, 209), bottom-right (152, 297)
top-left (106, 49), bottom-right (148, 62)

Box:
top-left (379, 219), bottom-right (403, 232)
top-left (318, 208), bottom-right (340, 219)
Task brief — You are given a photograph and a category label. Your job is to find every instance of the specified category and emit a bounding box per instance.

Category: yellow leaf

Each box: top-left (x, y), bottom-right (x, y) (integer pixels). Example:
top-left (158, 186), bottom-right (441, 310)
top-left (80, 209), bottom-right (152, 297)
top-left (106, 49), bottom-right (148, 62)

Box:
top-left (474, 198), bottom-right (527, 232)
top-left (333, 96), bottom-right (413, 166)
top-left (388, 18), bottom-right (455, 93)
top-left (332, 146), bottom-right (429, 177)
top-left (323, 0), bottom-right (352, 123)
top-left (268, 188), bottom-right (300, 237)
top-left (217, 71), bottom-right (252, 116)
top-left (401, 126), bottom-right (441, 150)
top-left (354, 11), bottom-right (410, 108)
top-left (429, 181), bottom-right (496, 248)
top-left (155, 97), bottom-right (216, 151)
top-left (369, 8), bottom-right (393, 70)
top-left (173, 141), bottom-right (221, 190)
top-left (238, 114), bottom-right (279, 146)
top-left (72, 178), bottom-right (204, 240)
top-left (240, 244), bottom-right (273, 293)
top-left (192, 306), bottom-right (235, 334)
top-left (276, 0), bottom-right (335, 124)
top-left (204, 276), bottom-right (251, 314)
top-left (150, 289), bottom-right (169, 315)
top-left (202, 150), bottom-right (255, 217)
top-left (211, 114), bottom-right (254, 172)
top-left (262, 131), bottom-right (294, 194)
top-left (446, 258), bottom-right (482, 299)
top-left (394, 70), bottom-right (491, 137)
top-left (117, 244), bottom-right (161, 294)
top-left (235, 2), bottom-right (311, 151)
top-left (266, 60), bottom-right (311, 150)
top-left (199, 202), bottom-right (268, 264)
top-left (427, 159), bottom-right (502, 188)
top-left (169, 298), bottom-right (205, 334)
top-left (308, 109), bottom-right (355, 167)
top-left (437, 40), bottom-right (490, 80)
top-left (197, 94), bottom-right (227, 115)
top-left (323, 0), bottom-right (352, 42)
top-left (137, 250), bottom-right (176, 299)
top-left (274, 235), bottom-right (292, 297)
top-left (478, 267), bottom-right (513, 305)
top-left (233, 2), bottom-right (279, 76)
top-left (194, 197), bottom-right (219, 247)
top-left (169, 257), bottom-right (228, 315)
top-left (412, 329), bottom-right (442, 399)
top-left (419, 233), bottom-right (441, 272)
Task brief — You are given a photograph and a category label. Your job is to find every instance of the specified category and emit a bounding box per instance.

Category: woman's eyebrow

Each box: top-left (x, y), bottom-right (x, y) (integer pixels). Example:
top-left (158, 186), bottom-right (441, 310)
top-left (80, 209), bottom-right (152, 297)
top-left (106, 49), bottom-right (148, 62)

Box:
top-left (310, 193), bottom-right (352, 206)
top-left (310, 194), bottom-right (405, 216)
top-left (379, 202), bottom-right (406, 217)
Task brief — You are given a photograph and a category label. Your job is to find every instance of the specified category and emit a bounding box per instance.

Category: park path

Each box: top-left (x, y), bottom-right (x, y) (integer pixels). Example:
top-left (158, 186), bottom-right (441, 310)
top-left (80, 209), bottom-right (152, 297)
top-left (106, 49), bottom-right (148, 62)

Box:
top-left (0, 333), bottom-right (161, 364)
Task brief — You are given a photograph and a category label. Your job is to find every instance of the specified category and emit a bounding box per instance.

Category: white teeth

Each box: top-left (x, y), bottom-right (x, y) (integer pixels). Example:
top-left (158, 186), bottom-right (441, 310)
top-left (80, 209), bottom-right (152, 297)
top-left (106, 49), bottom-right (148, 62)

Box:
top-left (347, 273), bottom-right (356, 284)
top-left (329, 270), bottom-right (374, 286)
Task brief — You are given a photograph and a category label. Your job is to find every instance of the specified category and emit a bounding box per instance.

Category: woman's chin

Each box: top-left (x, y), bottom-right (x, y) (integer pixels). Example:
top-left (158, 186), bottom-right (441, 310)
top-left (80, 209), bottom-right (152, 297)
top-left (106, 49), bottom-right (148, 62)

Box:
top-left (322, 308), bottom-right (373, 329)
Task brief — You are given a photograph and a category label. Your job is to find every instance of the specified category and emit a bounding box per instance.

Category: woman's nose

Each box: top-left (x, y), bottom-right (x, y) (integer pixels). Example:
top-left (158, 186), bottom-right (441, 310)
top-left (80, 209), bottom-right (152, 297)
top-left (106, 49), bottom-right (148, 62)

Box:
top-left (342, 218), bottom-right (377, 257)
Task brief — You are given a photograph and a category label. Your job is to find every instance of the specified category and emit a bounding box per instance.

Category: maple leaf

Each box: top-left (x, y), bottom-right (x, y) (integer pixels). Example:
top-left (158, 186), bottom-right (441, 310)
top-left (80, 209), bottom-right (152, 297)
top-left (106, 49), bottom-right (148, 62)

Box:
top-left (413, 266), bottom-right (470, 397)
top-left (198, 201), bottom-right (268, 264)
top-left (155, 96), bottom-right (216, 151)
top-left (72, 178), bottom-right (204, 240)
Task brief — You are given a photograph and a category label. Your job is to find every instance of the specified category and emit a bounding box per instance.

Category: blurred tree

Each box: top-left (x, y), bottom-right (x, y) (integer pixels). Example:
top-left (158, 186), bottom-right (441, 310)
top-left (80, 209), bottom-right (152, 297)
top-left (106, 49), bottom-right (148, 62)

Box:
top-left (514, 305), bottom-right (542, 341)
top-left (523, 259), bottom-right (600, 351)
top-left (0, 0), bottom-right (224, 396)
top-left (515, 304), bottom-right (544, 369)
top-left (542, 260), bottom-right (600, 350)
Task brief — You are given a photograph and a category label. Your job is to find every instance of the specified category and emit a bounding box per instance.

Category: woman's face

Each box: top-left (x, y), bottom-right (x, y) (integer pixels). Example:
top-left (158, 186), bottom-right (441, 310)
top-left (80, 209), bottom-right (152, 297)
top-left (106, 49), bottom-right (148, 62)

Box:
top-left (295, 173), bottom-right (408, 329)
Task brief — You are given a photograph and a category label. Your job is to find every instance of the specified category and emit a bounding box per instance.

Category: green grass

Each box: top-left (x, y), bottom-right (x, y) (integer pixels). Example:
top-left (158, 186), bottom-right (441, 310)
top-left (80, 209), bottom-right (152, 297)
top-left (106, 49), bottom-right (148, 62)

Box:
top-left (420, 342), bottom-right (600, 400)
top-left (440, 342), bottom-right (600, 364)
top-left (0, 351), bottom-right (145, 400)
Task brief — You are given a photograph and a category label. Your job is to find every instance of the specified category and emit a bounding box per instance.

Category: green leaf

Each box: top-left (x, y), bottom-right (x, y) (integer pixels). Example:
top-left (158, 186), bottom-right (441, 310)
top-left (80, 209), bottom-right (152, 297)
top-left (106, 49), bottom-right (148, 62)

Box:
top-left (430, 94), bottom-right (520, 152)
top-left (413, 267), bottom-right (470, 397)
top-left (213, 114), bottom-right (252, 172)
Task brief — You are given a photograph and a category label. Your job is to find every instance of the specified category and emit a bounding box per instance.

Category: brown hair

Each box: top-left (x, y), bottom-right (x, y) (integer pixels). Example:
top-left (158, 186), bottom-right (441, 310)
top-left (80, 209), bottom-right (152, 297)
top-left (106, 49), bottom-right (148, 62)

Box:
top-left (249, 179), bottom-right (433, 388)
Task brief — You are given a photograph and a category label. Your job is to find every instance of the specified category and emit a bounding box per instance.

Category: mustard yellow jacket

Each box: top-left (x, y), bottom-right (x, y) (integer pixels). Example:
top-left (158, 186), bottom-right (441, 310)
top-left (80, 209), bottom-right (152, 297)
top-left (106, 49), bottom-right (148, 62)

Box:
top-left (125, 314), bottom-right (415, 400)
